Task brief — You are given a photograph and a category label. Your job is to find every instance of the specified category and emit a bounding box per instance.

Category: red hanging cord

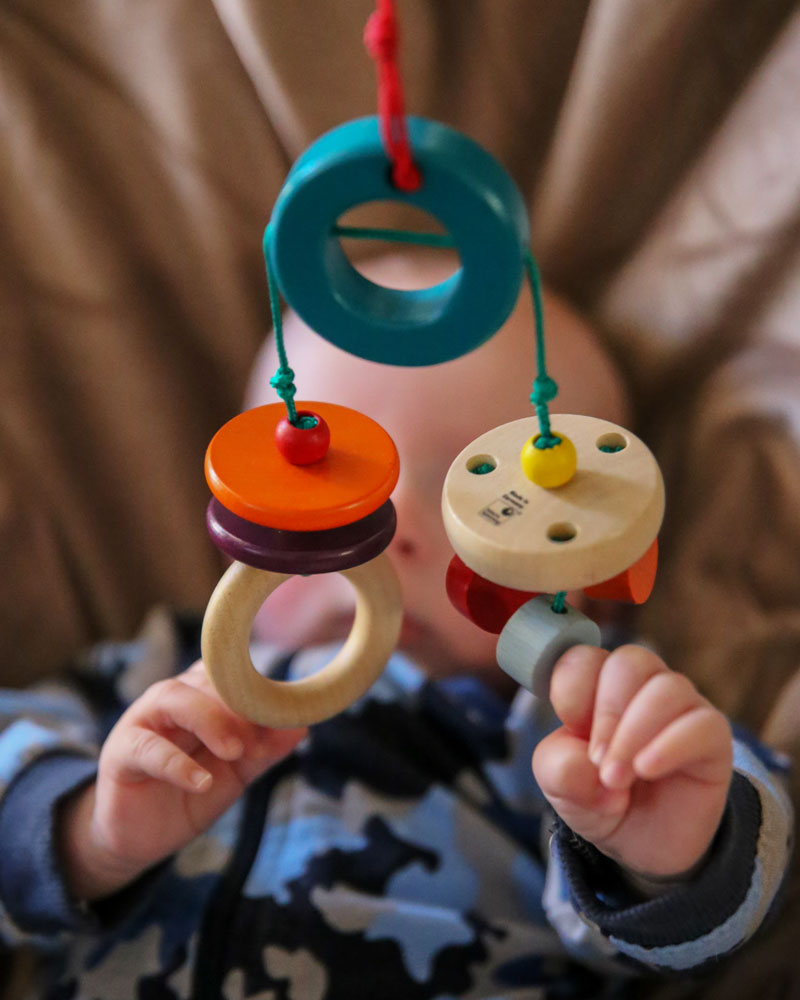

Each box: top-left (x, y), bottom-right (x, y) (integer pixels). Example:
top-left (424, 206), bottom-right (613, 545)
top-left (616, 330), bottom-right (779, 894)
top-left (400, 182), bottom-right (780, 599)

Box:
top-left (364, 0), bottom-right (422, 192)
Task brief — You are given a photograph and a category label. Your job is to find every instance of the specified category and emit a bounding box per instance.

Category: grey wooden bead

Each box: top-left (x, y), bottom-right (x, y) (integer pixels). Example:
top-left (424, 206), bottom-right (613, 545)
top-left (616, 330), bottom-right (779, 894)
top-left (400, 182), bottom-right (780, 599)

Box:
top-left (495, 595), bottom-right (601, 700)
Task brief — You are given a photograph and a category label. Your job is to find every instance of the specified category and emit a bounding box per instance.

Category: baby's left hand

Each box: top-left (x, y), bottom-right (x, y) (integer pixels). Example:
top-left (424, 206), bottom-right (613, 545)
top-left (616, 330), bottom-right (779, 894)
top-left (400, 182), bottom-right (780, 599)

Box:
top-left (532, 645), bottom-right (733, 880)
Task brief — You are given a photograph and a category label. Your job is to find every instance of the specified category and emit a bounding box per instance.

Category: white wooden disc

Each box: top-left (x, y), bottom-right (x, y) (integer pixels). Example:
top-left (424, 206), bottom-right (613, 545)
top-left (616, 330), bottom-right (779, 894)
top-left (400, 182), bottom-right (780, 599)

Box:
top-left (201, 553), bottom-right (402, 727)
top-left (441, 414), bottom-right (664, 592)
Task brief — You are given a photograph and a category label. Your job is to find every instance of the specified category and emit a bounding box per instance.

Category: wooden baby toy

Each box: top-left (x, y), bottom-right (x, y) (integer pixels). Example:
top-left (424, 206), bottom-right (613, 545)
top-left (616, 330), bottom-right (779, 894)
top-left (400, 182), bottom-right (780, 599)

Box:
top-left (442, 414), bottom-right (664, 594)
top-left (200, 0), bottom-right (666, 723)
top-left (443, 412), bottom-right (665, 698)
top-left (201, 402), bottom-right (402, 728)
top-left (199, 0), bottom-right (533, 726)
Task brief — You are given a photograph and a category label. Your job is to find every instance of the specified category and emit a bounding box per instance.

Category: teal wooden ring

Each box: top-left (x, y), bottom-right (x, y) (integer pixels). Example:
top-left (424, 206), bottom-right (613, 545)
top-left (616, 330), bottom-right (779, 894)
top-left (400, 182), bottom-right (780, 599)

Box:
top-left (267, 116), bottom-right (529, 366)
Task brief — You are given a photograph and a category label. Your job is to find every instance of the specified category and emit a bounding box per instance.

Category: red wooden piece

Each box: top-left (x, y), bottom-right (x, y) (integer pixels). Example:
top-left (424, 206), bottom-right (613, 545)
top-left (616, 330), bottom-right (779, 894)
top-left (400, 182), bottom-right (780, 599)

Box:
top-left (275, 410), bottom-right (331, 465)
top-left (446, 554), bottom-right (538, 634)
top-left (583, 538), bottom-right (658, 604)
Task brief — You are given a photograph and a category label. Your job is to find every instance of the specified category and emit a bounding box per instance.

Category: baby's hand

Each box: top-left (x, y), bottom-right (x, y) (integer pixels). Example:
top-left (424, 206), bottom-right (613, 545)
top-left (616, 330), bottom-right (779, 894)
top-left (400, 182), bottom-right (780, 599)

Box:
top-left (532, 645), bottom-right (733, 880)
top-left (60, 661), bottom-right (306, 901)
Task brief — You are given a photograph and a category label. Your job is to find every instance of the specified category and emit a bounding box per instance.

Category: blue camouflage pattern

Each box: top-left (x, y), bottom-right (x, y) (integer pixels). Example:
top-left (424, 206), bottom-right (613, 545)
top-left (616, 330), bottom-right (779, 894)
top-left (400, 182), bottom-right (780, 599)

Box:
top-left (0, 614), bottom-right (791, 999)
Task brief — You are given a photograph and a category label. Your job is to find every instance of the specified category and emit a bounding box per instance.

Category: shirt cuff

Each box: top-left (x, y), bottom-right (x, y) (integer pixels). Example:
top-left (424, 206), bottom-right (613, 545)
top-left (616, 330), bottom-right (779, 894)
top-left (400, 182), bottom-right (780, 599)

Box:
top-left (0, 752), bottom-right (99, 934)
top-left (551, 772), bottom-right (762, 960)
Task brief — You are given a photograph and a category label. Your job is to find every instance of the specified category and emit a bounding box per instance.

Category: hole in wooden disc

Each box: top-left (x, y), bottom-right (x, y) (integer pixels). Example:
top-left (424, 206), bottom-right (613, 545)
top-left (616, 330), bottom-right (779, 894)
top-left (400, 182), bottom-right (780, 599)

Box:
top-left (597, 432), bottom-right (627, 453)
top-left (547, 522), bottom-right (577, 543)
top-left (467, 454), bottom-right (497, 475)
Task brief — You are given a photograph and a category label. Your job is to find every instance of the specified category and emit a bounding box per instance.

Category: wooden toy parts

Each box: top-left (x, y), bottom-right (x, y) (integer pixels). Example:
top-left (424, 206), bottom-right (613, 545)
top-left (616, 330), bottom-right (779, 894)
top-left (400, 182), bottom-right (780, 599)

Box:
top-left (200, 0), bottom-right (666, 718)
top-left (447, 519), bottom-right (659, 639)
top-left (201, 401), bottom-right (402, 728)
top-left (199, 5), bottom-right (539, 724)
top-left (275, 409), bottom-right (331, 465)
top-left (443, 413), bottom-right (665, 698)
top-left (203, 559), bottom-right (401, 730)
top-left (496, 596), bottom-right (602, 700)
top-left (267, 116), bottom-right (529, 366)
top-left (445, 554), bottom-right (538, 634)
top-left (442, 414), bottom-right (665, 594)
top-left (207, 498), bottom-right (397, 575)
top-left (520, 433), bottom-right (577, 489)
top-left (205, 402), bottom-right (398, 531)
top-left (584, 537), bottom-right (659, 604)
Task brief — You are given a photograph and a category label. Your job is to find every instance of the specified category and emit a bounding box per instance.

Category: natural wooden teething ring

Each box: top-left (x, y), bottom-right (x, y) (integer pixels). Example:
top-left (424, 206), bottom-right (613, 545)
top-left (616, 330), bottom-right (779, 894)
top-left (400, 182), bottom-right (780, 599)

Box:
top-left (201, 552), bottom-right (402, 728)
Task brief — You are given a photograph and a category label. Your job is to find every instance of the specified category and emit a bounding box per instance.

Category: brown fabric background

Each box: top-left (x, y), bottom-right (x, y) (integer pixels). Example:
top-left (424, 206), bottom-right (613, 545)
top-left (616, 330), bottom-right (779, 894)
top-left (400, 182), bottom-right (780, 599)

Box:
top-left (2, 2), bottom-right (800, 993)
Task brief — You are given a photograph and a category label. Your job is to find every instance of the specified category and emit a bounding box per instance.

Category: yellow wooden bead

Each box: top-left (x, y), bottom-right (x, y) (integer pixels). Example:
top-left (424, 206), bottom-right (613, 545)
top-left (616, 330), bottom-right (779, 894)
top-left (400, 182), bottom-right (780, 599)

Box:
top-left (520, 434), bottom-right (577, 488)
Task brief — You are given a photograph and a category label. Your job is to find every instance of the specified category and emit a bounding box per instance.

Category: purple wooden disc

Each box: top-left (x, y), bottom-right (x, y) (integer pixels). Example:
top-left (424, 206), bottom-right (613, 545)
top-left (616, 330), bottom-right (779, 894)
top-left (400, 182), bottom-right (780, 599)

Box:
top-left (207, 497), bottom-right (396, 574)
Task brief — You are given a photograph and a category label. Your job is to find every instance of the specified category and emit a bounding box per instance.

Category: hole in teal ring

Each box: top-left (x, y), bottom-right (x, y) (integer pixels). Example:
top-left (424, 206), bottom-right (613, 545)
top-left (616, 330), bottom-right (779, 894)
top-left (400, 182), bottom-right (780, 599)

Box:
top-left (323, 234), bottom-right (462, 330)
top-left (335, 203), bottom-right (460, 290)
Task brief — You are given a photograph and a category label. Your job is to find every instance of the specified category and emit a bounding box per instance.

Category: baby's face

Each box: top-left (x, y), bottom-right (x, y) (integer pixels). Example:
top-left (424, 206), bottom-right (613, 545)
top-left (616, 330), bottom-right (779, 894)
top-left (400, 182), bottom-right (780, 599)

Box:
top-left (246, 255), bottom-right (630, 691)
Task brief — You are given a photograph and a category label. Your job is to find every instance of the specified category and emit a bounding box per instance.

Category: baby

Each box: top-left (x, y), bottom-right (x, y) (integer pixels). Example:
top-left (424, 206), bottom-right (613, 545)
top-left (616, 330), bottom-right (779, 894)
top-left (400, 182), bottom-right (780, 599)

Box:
top-left (1, 255), bottom-right (791, 998)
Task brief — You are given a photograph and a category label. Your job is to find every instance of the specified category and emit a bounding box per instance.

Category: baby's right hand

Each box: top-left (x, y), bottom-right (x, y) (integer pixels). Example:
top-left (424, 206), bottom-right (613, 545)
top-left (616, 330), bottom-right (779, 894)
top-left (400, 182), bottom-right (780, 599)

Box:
top-left (60, 660), bottom-right (306, 902)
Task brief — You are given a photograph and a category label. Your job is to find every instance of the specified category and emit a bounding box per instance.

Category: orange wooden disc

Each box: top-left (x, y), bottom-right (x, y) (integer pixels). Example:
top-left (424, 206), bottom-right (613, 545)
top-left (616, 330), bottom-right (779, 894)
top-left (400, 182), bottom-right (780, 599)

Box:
top-left (583, 538), bottom-right (658, 604)
top-left (205, 402), bottom-right (400, 531)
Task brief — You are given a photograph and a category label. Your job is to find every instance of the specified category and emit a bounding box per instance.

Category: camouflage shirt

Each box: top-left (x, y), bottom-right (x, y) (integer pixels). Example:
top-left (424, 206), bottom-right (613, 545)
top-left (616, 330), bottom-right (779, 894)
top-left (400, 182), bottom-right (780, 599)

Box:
top-left (0, 614), bottom-right (792, 999)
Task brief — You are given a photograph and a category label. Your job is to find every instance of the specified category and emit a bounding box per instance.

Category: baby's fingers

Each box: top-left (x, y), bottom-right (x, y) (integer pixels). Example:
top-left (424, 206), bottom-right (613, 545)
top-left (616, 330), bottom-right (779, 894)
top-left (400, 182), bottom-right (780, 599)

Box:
top-left (588, 646), bottom-right (668, 767)
top-left (104, 727), bottom-right (213, 792)
top-left (633, 707), bottom-right (733, 785)
top-left (597, 671), bottom-right (705, 789)
top-left (138, 679), bottom-right (249, 762)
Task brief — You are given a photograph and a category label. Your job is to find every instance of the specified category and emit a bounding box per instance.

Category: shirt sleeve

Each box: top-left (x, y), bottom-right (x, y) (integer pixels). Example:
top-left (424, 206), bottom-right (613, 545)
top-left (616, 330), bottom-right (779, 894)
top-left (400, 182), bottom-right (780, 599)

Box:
top-left (0, 751), bottom-right (99, 938)
top-left (544, 736), bottom-right (793, 973)
top-left (0, 685), bottom-right (101, 944)
top-left (0, 610), bottom-right (196, 945)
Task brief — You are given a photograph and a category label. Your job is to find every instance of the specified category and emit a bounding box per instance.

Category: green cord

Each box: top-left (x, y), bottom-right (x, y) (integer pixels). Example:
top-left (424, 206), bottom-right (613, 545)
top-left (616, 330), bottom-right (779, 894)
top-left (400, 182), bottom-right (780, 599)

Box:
top-left (263, 223), bottom-right (572, 607)
top-left (333, 225), bottom-right (455, 248)
top-left (263, 226), bottom-right (457, 424)
top-left (523, 250), bottom-right (560, 448)
top-left (263, 225), bottom-right (298, 425)
top-left (263, 224), bottom-right (559, 456)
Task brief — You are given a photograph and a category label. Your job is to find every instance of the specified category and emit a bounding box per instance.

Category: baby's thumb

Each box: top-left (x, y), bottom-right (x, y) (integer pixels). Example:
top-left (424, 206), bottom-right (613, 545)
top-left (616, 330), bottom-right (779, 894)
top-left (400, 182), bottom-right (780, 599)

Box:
top-left (533, 728), bottom-right (628, 842)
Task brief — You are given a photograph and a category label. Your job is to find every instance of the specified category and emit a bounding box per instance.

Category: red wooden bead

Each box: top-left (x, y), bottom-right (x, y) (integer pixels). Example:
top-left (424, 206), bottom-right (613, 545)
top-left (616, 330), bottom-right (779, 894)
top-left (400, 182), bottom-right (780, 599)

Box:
top-left (583, 537), bottom-right (658, 604)
top-left (446, 554), bottom-right (538, 634)
top-left (274, 410), bottom-right (331, 465)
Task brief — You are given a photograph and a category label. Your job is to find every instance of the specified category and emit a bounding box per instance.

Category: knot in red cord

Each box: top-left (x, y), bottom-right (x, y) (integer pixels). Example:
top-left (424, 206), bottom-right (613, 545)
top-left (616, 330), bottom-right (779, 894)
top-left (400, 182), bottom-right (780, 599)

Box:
top-left (364, 9), bottom-right (397, 61)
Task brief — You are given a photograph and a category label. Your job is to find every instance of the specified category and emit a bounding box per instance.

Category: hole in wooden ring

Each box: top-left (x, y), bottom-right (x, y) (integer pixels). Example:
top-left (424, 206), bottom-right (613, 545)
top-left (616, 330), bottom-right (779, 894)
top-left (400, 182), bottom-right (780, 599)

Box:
top-left (597, 432), bottom-right (627, 453)
top-left (547, 521), bottom-right (577, 543)
top-left (467, 454), bottom-right (497, 475)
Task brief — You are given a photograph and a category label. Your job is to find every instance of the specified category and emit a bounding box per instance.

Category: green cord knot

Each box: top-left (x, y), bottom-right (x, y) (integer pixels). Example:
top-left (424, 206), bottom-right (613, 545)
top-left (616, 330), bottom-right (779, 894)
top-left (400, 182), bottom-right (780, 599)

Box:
top-left (530, 375), bottom-right (559, 405)
top-left (270, 367), bottom-right (296, 399)
top-left (270, 367), bottom-right (298, 423)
